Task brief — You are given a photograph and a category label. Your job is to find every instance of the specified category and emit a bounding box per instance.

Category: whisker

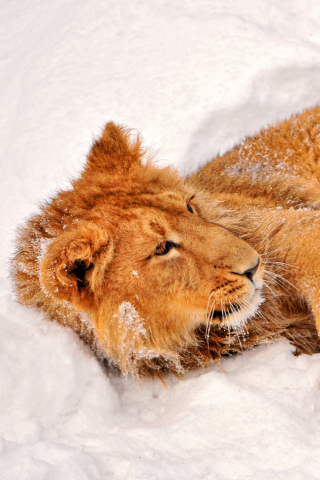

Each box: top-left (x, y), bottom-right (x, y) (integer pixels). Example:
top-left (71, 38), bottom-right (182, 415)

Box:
top-left (206, 291), bottom-right (215, 320)
top-left (260, 248), bottom-right (285, 257)
top-left (263, 260), bottom-right (304, 272)
top-left (205, 291), bottom-right (216, 344)
top-left (262, 280), bottom-right (278, 298)
top-left (206, 299), bottom-right (215, 342)
top-left (263, 268), bottom-right (298, 292)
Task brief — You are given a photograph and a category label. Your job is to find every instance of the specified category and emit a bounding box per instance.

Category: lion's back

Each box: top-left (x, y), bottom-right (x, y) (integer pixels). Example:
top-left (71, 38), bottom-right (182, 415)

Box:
top-left (189, 106), bottom-right (320, 210)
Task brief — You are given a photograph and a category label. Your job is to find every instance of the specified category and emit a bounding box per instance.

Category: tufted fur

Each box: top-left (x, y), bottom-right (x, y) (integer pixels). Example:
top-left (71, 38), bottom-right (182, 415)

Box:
top-left (12, 107), bottom-right (320, 378)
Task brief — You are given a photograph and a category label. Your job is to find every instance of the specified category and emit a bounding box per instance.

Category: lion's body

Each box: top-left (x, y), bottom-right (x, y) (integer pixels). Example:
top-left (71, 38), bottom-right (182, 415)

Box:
top-left (12, 107), bottom-right (320, 378)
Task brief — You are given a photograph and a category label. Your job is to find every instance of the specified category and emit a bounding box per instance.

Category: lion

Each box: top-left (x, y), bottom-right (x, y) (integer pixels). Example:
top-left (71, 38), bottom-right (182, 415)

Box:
top-left (12, 106), bottom-right (320, 378)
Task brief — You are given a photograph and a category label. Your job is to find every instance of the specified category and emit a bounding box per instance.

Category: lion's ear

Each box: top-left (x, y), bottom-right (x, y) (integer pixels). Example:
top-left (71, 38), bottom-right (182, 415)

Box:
top-left (40, 224), bottom-right (113, 309)
top-left (84, 122), bottom-right (143, 175)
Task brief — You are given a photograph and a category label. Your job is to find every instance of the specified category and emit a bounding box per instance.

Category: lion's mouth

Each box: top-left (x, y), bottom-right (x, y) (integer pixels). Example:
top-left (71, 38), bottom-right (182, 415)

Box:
top-left (209, 304), bottom-right (241, 320)
top-left (208, 289), bottom-right (264, 328)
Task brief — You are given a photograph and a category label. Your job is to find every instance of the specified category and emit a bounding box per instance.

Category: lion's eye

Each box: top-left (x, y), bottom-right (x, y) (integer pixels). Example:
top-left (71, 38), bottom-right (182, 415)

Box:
top-left (187, 204), bottom-right (194, 214)
top-left (155, 241), bottom-right (178, 256)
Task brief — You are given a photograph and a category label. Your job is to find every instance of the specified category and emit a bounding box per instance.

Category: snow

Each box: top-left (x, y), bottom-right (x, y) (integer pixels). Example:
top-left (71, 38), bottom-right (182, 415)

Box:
top-left (2, 0), bottom-right (320, 478)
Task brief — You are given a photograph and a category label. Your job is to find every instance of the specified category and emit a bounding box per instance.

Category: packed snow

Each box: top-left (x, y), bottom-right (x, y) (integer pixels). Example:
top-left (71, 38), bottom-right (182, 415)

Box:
top-left (2, 0), bottom-right (320, 478)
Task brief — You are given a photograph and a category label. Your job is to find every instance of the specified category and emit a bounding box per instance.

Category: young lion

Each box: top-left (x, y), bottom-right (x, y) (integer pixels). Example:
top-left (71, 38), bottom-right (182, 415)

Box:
top-left (12, 106), bottom-right (320, 378)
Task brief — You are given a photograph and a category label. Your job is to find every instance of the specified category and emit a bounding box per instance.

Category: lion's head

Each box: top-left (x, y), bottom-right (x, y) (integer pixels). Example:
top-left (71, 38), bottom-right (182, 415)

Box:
top-left (36, 123), bottom-right (264, 374)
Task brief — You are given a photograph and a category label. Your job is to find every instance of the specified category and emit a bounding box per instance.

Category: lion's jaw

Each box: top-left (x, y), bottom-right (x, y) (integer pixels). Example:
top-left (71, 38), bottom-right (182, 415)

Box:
top-left (219, 283), bottom-right (264, 329)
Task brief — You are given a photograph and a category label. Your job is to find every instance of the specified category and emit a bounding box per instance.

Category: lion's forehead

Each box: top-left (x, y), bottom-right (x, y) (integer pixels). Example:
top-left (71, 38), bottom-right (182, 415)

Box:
top-left (116, 215), bottom-right (181, 246)
top-left (92, 189), bottom-right (188, 220)
top-left (96, 199), bottom-right (186, 236)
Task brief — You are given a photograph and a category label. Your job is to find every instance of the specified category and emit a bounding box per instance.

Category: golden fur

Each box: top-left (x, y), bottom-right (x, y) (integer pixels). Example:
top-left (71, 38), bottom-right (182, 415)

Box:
top-left (12, 106), bottom-right (320, 378)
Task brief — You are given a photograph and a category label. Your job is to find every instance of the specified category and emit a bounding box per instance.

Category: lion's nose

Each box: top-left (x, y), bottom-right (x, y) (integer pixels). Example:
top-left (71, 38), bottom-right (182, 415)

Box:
top-left (242, 258), bottom-right (260, 283)
top-left (231, 257), bottom-right (260, 283)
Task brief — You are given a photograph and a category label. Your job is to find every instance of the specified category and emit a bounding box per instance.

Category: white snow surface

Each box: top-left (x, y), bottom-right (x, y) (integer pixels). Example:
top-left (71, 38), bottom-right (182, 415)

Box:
top-left (2, 0), bottom-right (320, 478)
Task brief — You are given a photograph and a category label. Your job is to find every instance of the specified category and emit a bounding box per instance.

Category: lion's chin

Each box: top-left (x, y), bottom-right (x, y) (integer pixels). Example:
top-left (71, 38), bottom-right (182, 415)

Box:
top-left (211, 290), bottom-right (265, 329)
